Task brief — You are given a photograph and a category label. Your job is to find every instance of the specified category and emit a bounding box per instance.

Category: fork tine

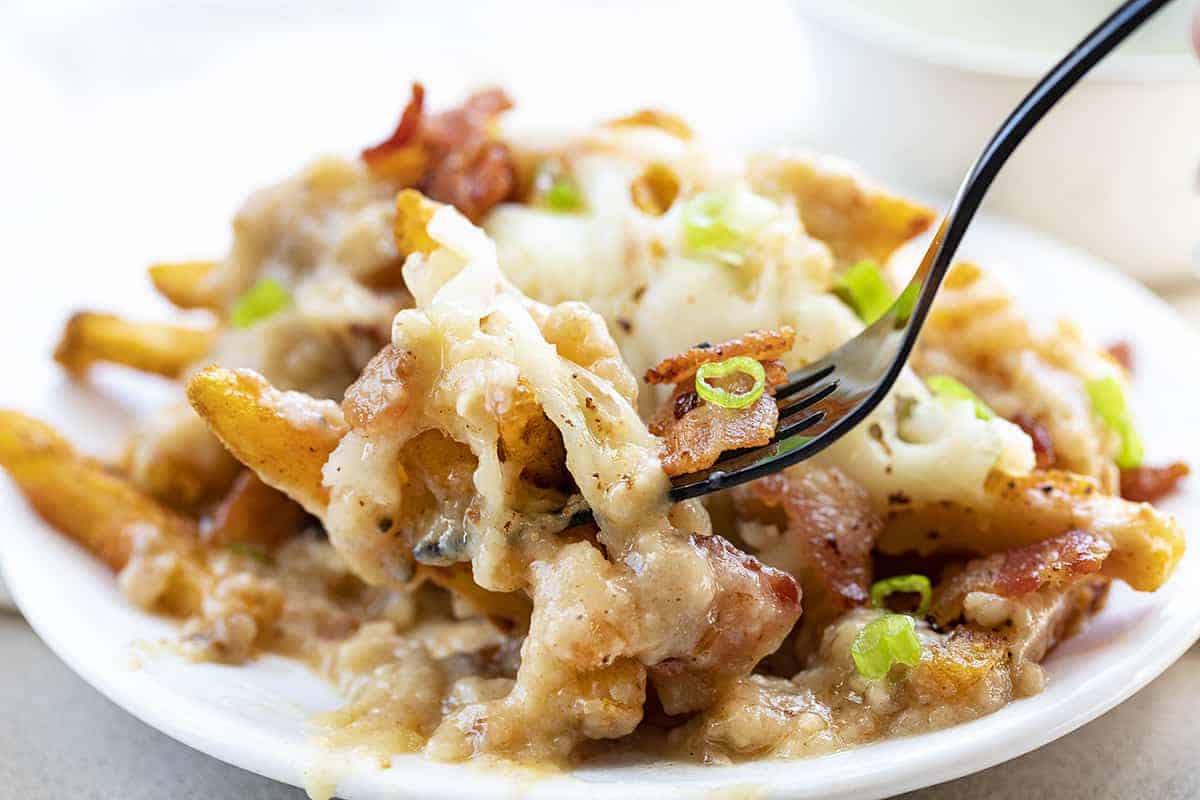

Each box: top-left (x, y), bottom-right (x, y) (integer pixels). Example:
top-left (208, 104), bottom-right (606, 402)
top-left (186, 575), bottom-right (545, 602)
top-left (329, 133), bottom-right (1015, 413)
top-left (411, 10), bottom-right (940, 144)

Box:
top-left (772, 363), bottom-right (835, 400)
top-left (776, 378), bottom-right (839, 418)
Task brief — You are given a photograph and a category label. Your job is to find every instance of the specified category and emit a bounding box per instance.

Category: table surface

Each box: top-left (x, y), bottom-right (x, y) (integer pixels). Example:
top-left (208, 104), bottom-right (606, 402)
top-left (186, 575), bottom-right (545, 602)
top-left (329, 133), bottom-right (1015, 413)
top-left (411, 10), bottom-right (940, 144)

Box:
top-left (3, 284), bottom-right (1200, 800)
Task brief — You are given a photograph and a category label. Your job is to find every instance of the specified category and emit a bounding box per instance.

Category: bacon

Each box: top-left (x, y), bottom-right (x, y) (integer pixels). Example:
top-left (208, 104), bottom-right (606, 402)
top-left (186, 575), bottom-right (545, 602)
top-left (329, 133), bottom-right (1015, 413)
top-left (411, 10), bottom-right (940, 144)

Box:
top-left (362, 84), bottom-right (516, 222)
top-left (644, 327), bottom-right (795, 386)
top-left (650, 384), bottom-right (779, 476)
top-left (1011, 413), bottom-right (1057, 470)
top-left (1106, 340), bottom-right (1135, 372)
top-left (1120, 461), bottom-right (1190, 503)
top-left (361, 83), bottom-right (426, 169)
top-left (646, 328), bottom-right (795, 475)
top-left (648, 534), bottom-right (801, 714)
top-left (732, 468), bottom-right (882, 657)
top-left (929, 530), bottom-right (1110, 627)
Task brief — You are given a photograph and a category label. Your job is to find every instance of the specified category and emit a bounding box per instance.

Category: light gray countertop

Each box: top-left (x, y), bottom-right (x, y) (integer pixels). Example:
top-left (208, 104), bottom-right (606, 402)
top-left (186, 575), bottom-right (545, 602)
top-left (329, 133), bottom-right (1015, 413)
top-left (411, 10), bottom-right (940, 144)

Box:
top-left (2, 610), bottom-right (1197, 800)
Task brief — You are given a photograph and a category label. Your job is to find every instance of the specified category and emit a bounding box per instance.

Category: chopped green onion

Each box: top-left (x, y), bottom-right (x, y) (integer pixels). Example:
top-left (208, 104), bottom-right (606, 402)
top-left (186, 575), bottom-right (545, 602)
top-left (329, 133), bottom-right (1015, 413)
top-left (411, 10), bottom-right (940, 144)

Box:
top-left (1086, 376), bottom-right (1144, 468)
top-left (226, 542), bottom-right (271, 564)
top-left (834, 259), bottom-right (894, 324)
top-left (686, 191), bottom-right (739, 263)
top-left (230, 278), bottom-right (291, 329)
top-left (681, 189), bottom-right (775, 266)
top-left (926, 374), bottom-right (995, 420)
top-left (870, 574), bottom-right (932, 617)
top-left (543, 177), bottom-right (584, 212)
top-left (695, 356), bottom-right (767, 410)
top-left (851, 612), bottom-right (923, 680)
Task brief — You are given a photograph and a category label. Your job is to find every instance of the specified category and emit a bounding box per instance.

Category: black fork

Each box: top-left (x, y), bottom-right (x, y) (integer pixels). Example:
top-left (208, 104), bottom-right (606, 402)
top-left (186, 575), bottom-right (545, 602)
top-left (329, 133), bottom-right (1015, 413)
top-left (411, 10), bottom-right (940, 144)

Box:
top-left (569, 0), bottom-right (1172, 527)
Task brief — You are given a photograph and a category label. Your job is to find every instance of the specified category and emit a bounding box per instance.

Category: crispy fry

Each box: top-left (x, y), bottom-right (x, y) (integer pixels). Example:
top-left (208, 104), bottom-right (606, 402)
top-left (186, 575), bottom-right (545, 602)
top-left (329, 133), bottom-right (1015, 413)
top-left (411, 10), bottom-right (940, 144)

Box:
top-left (0, 411), bottom-right (197, 571)
top-left (148, 260), bottom-right (223, 310)
top-left (204, 469), bottom-right (311, 549)
top-left (879, 470), bottom-right (1185, 592)
top-left (748, 152), bottom-right (935, 267)
top-left (54, 312), bottom-right (216, 377)
top-left (606, 109), bottom-right (694, 140)
top-left (123, 403), bottom-right (241, 511)
top-left (393, 189), bottom-right (441, 258)
top-left (419, 564), bottom-right (532, 633)
top-left (186, 366), bottom-right (347, 515)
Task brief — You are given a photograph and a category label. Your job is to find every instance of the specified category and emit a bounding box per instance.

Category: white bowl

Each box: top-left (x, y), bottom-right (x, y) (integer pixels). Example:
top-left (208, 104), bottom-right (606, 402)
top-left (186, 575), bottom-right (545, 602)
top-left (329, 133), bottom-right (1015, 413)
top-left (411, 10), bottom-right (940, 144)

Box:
top-left (792, 1), bottom-right (1200, 284)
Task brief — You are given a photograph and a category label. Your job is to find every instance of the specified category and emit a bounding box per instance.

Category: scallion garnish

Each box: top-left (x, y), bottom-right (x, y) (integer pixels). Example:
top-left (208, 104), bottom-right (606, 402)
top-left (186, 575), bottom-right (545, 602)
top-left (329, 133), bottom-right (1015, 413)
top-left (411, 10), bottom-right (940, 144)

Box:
top-left (1086, 376), bottom-right (1144, 468)
top-left (694, 356), bottom-right (767, 410)
top-left (834, 259), bottom-right (894, 324)
top-left (926, 374), bottom-right (995, 420)
top-left (869, 574), bottom-right (932, 617)
top-left (681, 189), bottom-right (775, 266)
top-left (851, 612), bottom-right (923, 680)
top-left (230, 278), bottom-right (291, 329)
top-left (543, 177), bottom-right (584, 212)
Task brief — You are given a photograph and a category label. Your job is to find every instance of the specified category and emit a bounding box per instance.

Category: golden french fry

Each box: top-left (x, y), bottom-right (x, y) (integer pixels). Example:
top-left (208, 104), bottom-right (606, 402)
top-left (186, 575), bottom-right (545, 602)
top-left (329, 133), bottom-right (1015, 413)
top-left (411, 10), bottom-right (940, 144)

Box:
top-left (393, 189), bottom-right (440, 258)
top-left (54, 312), bottom-right (216, 378)
top-left (0, 410), bottom-right (198, 572)
top-left (419, 564), bottom-right (531, 632)
top-left (606, 109), bottom-right (694, 140)
top-left (186, 366), bottom-right (347, 515)
top-left (123, 403), bottom-right (241, 512)
top-left (148, 260), bottom-right (223, 310)
top-left (748, 153), bottom-right (936, 267)
top-left (204, 469), bottom-right (311, 549)
top-left (879, 470), bottom-right (1185, 592)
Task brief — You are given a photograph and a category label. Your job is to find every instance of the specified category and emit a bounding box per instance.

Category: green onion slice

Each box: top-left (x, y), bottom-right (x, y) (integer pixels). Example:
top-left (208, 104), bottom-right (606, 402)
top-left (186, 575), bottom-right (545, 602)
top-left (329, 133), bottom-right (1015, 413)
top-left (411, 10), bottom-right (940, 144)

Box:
top-left (869, 574), bottom-right (932, 617)
top-left (695, 356), bottom-right (767, 410)
top-left (1086, 376), bottom-right (1144, 468)
top-left (926, 374), bottom-right (995, 420)
top-left (534, 160), bottom-right (585, 213)
top-left (681, 189), bottom-right (775, 266)
top-left (834, 259), bottom-right (894, 324)
top-left (230, 278), bottom-right (291, 329)
top-left (851, 612), bottom-right (923, 680)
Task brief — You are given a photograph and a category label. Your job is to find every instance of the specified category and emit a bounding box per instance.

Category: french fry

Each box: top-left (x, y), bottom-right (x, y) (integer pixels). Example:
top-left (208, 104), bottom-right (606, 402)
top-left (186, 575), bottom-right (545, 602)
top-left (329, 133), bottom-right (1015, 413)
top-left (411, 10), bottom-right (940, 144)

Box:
top-left (204, 469), bottom-right (311, 549)
top-left (879, 470), bottom-right (1185, 592)
top-left (54, 312), bottom-right (216, 378)
top-left (748, 152), bottom-right (936, 267)
top-left (419, 564), bottom-right (531, 632)
top-left (393, 189), bottom-right (440, 258)
top-left (123, 402), bottom-right (241, 512)
top-left (0, 411), bottom-right (199, 570)
top-left (147, 260), bottom-right (223, 310)
top-left (186, 366), bottom-right (347, 515)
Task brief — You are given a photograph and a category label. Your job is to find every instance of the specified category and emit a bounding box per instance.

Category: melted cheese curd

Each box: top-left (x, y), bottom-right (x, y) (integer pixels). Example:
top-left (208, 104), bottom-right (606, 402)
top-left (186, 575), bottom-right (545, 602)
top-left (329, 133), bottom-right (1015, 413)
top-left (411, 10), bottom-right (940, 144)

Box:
top-left (99, 112), bottom-right (1186, 772)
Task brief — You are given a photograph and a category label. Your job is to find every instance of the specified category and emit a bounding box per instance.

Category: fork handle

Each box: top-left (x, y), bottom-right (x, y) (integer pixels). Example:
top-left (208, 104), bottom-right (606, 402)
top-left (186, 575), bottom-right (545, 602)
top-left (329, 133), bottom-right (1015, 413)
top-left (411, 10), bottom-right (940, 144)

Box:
top-left (903, 0), bottom-right (1174, 334)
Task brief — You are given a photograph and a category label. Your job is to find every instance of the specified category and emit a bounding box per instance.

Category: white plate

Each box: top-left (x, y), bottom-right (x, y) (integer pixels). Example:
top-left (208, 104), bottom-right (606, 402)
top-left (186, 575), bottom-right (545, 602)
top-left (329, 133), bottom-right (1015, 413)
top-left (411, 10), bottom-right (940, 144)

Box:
top-left (2, 211), bottom-right (1198, 800)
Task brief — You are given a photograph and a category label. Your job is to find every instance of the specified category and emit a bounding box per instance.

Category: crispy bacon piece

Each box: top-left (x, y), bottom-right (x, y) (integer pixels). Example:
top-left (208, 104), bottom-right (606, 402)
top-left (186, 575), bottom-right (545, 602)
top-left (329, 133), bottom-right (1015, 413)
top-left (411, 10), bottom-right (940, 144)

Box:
top-left (644, 327), bottom-right (795, 386)
top-left (648, 534), bottom-right (801, 714)
top-left (732, 468), bottom-right (882, 656)
top-left (929, 530), bottom-right (1111, 627)
top-left (362, 84), bottom-right (516, 222)
top-left (1120, 461), bottom-right (1190, 503)
top-left (1106, 340), bottom-right (1135, 372)
top-left (1011, 413), bottom-right (1057, 470)
top-left (646, 328), bottom-right (795, 476)
top-left (361, 83), bottom-right (426, 174)
top-left (650, 385), bottom-right (779, 476)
